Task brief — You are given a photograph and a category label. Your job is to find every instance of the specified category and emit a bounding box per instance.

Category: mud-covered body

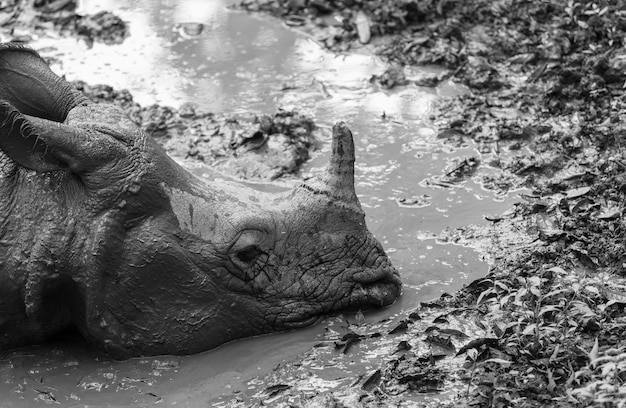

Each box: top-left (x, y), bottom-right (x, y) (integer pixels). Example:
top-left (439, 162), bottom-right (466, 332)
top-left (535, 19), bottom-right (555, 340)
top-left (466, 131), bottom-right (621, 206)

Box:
top-left (0, 44), bottom-right (401, 358)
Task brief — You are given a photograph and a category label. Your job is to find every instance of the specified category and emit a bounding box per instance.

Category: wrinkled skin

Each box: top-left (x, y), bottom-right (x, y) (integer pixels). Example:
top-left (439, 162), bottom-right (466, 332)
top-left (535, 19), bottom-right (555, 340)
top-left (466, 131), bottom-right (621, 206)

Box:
top-left (0, 44), bottom-right (401, 358)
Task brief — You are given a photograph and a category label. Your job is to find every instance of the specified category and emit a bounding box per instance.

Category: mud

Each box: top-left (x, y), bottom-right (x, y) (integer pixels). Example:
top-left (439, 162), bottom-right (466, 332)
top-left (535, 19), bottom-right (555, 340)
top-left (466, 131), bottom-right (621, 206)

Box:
top-left (73, 81), bottom-right (318, 180)
top-left (232, 0), bottom-right (626, 406)
top-left (0, 0), bottom-right (127, 45)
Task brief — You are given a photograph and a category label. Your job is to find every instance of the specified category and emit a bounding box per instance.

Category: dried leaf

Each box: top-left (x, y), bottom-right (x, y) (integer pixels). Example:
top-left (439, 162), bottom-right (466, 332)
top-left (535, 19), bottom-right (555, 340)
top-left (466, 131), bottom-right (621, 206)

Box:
top-left (343, 336), bottom-right (361, 354)
top-left (362, 369), bottom-right (381, 391)
top-left (353, 310), bottom-right (367, 326)
top-left (483, 358), bottom-right (513, 365)
top-left (547, 369), bottom-right (557, 394)
top-left (426, 333), bottom-right (456, 352)
top-left (542, 288), bottom-right (572, 300)
top-left (570, 197), bottom-right (595, 214)
top-left (522, 324), bottom-right (537, 336)
top-left (476, 288), bottom-right (494, 305)
top-left (566, 186), bottom-right (591, 198)
top-left (355, 11), bottom-right (370, 44)
top-left (546, 266), bottom-right (568, 275)
top-left (408, 311), bottom-right (422, 321)
top-left (265, 384), bottom-right (290, 398)
top-left (285, 15), bottom-right (306, 26)
top-left (439, 328), bottom-right (469, 338)
top-left (394, 340), bottom-right (412, 353)
top-left (561, 168), bottom-right (587, 181)
top-left (597, 207), bottom-right (621, 220)
top-left (456, 338), bottom-right (499, 356)
top-left (527, 62), bottom-right (548, 83)
top-left (589, 337), bottom-right (599, 365)
top-left (389, 320), bottom-right (409, 334)
top-left (538, 305), bottom-right (562, 317)
top-left (0, 10), bottom-right (15, 26)
top-left (38, 0), bottom-right (73, 13)
top-left (433, 315), bottom-right (449, 324)
top-left (535, 213), bottom-right (564, 240)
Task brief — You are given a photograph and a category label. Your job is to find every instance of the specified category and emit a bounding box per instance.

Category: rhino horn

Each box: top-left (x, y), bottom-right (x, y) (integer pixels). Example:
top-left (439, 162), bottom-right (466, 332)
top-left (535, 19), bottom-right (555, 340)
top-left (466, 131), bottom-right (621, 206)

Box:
top-left (298, 122), bottom-right (363, 212)
top-left (325, 122), bottom-right (359, 202)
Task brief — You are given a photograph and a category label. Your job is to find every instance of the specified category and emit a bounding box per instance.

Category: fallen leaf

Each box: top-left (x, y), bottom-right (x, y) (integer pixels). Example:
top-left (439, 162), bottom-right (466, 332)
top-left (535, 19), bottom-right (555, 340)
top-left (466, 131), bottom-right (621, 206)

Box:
top-left (483, 358), bottom-right (512, 365)
top-left (566, 186), bottom-right (591, 198)
top-left (433, 315), bottom-right (449, 324)
top-left (394, 340), bottom-right (412, 353)
top-left (353, 310), bottom-right (367, 326)
top-left (456, 338), bottom-right (499, 356)
top-left (389, 320), bottom-right (409, 334)
top-left (597, 207), bottom-right (621, 219)
top-left (362, 369), bottom-right (382, 391)
top-left (570, 197), bottom-right (595, 214)
top-left (0, 10), bottom-right (15, 26)
top-left (589, 337), bottom-right (599, 366)
top-left (355, 11), bottom-right (370, 44)
top-left (439, 328), bottom-right (469, 338)
top-left (408, 311), bottom-right (422, 321)
top-left (38, 0), bottom-right (73, 13)
top-left (285, 15), bottom-right (306, 26)
top-left (265, 384), bottom-right (290, 398)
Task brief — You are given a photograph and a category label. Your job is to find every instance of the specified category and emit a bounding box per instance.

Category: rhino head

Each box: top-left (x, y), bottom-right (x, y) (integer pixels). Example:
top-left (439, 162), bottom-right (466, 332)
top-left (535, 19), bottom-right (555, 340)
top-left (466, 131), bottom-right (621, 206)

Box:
top-left (0, 43), bottom-right (401, 358)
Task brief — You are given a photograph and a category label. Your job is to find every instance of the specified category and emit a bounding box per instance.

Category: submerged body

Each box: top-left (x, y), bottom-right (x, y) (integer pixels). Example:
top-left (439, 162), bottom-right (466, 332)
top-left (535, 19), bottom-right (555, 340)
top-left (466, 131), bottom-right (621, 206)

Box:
top-left (0, 43), bottom-right (401, 358)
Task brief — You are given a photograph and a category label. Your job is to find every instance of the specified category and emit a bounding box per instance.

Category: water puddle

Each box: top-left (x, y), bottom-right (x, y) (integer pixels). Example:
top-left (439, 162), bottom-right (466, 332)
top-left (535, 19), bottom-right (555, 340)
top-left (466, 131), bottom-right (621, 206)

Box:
top-left (1, 0), bottom-right (523, 406)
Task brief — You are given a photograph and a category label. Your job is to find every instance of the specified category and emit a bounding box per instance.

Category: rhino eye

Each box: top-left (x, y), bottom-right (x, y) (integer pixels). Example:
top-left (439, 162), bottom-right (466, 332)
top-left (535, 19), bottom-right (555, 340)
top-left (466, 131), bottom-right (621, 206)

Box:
top-left (236, 246), bottom-right (264, 263)
top-left (230, 229), bottom-right (267, 265)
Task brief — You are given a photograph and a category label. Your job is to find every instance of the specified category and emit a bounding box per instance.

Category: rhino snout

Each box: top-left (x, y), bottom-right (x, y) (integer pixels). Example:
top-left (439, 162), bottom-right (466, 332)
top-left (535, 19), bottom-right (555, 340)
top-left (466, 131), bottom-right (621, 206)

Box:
top-left (350, 264), bottom-right (398, 285)
top-left (348, 264), bottom-right (402, 307)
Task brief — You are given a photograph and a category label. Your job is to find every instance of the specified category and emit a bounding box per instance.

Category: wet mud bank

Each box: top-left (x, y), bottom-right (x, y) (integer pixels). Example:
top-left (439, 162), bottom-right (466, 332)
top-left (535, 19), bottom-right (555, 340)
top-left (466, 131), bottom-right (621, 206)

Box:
top-left (74, 81), bottom-right (318, 180)
top-left (231, 0), bottom-right (626, 407)
top-left (0, 0), bottom-right (127, 45)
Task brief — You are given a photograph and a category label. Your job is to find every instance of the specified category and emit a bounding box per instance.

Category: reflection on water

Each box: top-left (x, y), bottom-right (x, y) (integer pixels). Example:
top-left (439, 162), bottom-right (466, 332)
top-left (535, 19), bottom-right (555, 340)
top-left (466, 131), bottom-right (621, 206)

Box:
top-left (0, 0), bottom-right (525, 406)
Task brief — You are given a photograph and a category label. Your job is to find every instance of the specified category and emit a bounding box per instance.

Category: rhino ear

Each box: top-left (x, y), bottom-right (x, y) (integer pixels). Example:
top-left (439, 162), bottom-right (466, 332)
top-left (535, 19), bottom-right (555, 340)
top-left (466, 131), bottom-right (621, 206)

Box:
top-left (0, 102), bottom-right (65, 171)
top-left (0, 101), bottom-right (125, 174)
top-left (0, 44), bottom-right (126, 176)
top-left (0, 43), bottom-right (87, 121)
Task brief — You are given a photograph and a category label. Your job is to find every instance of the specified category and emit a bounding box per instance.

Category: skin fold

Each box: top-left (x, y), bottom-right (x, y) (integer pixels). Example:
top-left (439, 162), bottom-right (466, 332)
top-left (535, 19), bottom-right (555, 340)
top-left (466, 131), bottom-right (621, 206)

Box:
top-left (0, 43), bottom-right (401, 358)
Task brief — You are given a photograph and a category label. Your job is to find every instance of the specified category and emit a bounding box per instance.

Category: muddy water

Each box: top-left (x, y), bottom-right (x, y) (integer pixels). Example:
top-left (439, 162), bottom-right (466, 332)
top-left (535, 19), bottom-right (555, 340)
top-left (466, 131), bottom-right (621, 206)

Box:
top-left (0, 1), bottom-right (521, 406)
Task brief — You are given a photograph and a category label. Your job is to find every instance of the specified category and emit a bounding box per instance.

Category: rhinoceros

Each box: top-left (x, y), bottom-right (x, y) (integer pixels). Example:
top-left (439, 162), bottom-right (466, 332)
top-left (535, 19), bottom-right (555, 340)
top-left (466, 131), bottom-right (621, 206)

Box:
top-left (0, 43), bottom-right (401, 358)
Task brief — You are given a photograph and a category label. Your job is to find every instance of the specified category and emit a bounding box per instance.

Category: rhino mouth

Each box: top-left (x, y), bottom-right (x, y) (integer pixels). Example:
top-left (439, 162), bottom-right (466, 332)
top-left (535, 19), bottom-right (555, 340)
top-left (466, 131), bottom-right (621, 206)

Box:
top-left (280, 266), bottom-right (401, 330)
top-left (348, 257), bottom-right (402, 303)
top-left (348, 275), bottom-right (402, 307)
top-left (346, 268), bottom-right (402, 310)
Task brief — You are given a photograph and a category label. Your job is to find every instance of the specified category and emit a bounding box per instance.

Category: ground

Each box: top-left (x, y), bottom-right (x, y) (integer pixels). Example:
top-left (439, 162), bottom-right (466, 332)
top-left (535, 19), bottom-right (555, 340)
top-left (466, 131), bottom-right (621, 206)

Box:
top-left (2, 0), bottom-right (626, 407)
top-left (233, 1), bottom-right (626, 406)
